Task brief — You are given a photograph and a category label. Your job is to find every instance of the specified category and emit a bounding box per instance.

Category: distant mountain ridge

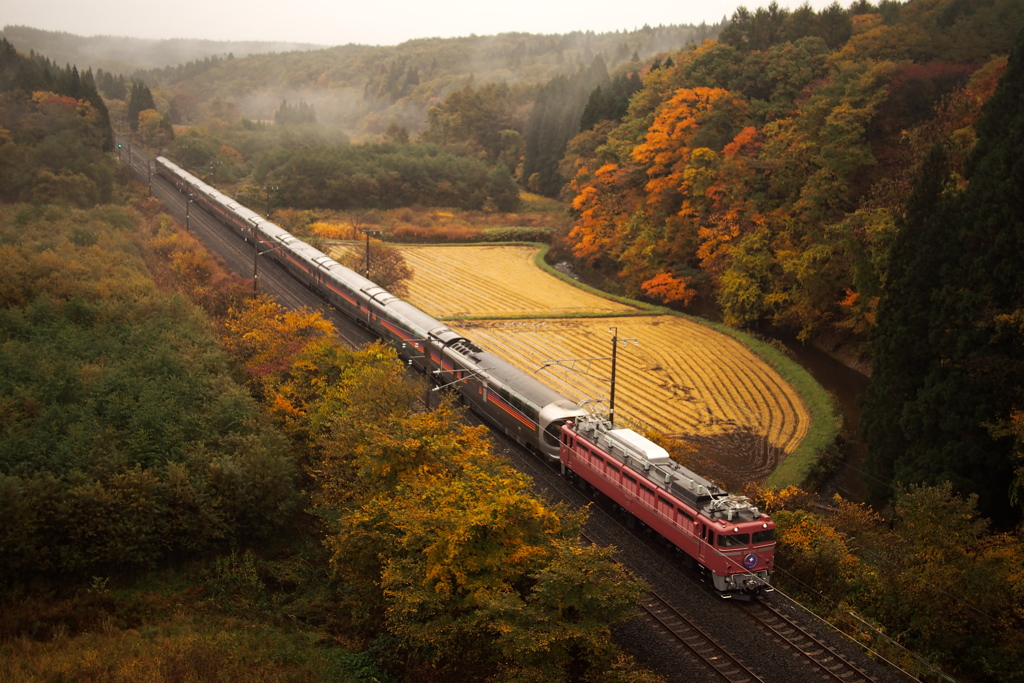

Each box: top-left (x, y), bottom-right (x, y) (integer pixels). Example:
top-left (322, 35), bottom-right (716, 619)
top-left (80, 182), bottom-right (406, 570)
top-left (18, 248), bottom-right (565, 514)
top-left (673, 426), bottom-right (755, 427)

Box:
top-left (1, 25), bottom-right (325, 74)
top-left (2, 23), bottom-right (720, 83)
top-left (3, 23), bottom-right (721, 138)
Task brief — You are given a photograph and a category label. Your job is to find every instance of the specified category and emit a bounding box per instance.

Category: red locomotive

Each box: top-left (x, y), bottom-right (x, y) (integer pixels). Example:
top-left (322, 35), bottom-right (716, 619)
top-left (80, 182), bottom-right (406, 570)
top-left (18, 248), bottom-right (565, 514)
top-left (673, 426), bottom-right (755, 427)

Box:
top-left (560, 416), bottom-right (774, 598)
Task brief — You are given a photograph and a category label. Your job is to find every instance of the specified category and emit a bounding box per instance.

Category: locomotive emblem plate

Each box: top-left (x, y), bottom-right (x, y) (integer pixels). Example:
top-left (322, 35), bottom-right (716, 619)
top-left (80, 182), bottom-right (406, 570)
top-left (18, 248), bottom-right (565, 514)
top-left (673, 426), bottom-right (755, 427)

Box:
top-left (743, 554), bottom-right (758, 569)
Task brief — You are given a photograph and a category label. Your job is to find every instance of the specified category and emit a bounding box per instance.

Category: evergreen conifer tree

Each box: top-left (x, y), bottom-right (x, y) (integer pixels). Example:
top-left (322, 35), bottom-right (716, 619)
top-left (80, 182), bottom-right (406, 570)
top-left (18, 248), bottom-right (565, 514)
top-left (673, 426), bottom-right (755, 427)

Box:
top-left (523, 57), bottom-right (609, 196)
top-left (862, 144), bottom-right (957, 495)
top-left (863, 27), bottom-right (1024, 522)
top-left (128, 81), bottom-right (155, 132)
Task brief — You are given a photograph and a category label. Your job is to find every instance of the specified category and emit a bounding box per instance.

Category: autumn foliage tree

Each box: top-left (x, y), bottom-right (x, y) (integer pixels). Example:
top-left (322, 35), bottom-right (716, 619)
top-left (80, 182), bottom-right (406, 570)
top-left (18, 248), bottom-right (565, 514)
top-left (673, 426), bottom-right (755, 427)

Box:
top-left (336, 239), bottom-right (414, 297)
top-left (422, 82), bottom-right (528, 169)
top-left (561, 1), bottom-right (1017, 343)
top-left (750, 483), bottom-right (1024, 680)
top-left (0, 58), bottom-right (115, 206)
top-left (0, 203), bottom-right (298, 581)
top-left (216, 298), bottom-right (649, 679)
top-left (261, 337), bottom-right (646, 680)
top-left (221, 295), bottom-right (335, 403)
top-left (863, 25), bottom-right (1024, 523)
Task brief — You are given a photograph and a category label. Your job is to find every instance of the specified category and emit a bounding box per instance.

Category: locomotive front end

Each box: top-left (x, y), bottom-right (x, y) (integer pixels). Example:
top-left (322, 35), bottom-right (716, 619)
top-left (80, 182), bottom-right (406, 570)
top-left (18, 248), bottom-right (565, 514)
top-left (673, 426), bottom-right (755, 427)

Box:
top-left (705, 509), bottom-right (776, 599)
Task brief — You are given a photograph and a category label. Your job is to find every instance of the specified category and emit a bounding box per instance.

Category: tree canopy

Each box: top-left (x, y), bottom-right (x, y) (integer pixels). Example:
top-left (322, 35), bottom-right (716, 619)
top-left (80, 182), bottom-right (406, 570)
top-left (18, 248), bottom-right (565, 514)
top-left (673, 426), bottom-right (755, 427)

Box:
top-left (863, 25), bottom-right (1024, 522)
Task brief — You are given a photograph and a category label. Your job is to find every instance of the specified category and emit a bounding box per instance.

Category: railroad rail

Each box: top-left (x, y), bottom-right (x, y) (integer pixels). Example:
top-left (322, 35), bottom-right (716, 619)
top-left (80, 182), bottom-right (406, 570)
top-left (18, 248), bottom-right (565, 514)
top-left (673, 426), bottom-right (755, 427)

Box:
top-left (642, 589), bottom-right (765, 683)
top-left (742, 599), bottom-right (880, 683)
top-left (120, 141), bottom-right (892, 683)
top-left (579, 531), bottom-right (763, 682)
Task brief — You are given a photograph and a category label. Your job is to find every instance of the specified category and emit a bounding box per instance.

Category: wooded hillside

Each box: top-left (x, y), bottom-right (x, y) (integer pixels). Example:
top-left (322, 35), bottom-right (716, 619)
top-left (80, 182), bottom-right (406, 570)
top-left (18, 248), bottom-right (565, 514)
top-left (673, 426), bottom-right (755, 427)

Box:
top-left (6, 6), bottom-right (1024, 678)
top-left (1, 25), bottom-right (324, 74)
top-left (0, 38), bottom-right (656, 681)
top-left (4, 22), bottom-right (722, 137)
top-left (556, 0), bottom-right (1024, 522)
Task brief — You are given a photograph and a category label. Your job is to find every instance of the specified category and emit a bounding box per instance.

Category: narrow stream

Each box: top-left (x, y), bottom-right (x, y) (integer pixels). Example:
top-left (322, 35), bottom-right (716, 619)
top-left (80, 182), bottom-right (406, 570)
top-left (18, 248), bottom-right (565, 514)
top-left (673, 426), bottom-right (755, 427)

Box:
top-left (780, 340), bottom-right (874, 503)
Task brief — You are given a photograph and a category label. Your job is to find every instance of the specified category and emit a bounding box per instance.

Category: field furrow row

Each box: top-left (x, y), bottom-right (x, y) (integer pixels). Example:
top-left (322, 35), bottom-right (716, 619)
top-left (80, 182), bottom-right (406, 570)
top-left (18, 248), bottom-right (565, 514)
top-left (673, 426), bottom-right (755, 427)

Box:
top-left (455, 318), bottom-right (808, 454)
top-left (400, 246), bottom-right (637, 317)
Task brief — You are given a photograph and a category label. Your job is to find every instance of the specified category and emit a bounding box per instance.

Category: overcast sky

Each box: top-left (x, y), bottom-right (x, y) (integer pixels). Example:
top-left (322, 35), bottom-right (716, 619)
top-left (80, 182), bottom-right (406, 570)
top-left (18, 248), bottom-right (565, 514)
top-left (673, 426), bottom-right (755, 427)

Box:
top-left (5, 0), bottom-right (844, 46)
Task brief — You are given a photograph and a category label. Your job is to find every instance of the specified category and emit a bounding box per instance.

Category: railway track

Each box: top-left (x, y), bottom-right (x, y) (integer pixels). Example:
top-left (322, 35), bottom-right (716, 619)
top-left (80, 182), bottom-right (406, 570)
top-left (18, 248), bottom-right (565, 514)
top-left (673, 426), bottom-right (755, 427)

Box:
top-left (577, 530), bottom-right (764, 683)
top-left (121, 141), bottom-right (374, 350)
top-left (742, 598), bottom-right (880, 683)
top-left (513, 447), bottom-right (905, 683)
top-left (642, 589), bottom-right (765, 683)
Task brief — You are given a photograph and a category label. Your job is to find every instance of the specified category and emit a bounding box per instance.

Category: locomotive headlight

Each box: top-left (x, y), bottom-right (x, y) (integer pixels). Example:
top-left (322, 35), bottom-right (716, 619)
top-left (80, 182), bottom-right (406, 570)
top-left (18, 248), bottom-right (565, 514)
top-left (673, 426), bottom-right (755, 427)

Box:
top-left (763, 523), bottom-right (768, 528)
top-left (734, 527), bottom-right (739, 532)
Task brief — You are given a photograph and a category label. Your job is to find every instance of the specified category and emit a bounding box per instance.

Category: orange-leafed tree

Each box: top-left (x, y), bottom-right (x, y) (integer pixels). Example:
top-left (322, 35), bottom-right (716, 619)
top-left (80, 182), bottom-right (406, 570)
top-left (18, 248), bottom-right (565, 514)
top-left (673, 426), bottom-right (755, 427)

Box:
top-left (632, 86), bottom-right (749, 216)
top-left (640, 271), bottom-right (697, 305)
top-left (696, 126), bottom-right (763, 275)
top-left (222, 295), bottom-right (335, 401)
top-left (137, 108), bottom-right (173, 149)
top-left (568, 162), bottom-right (642, 265)
top-left (336, 239), bottom-right (413, 297)
top-left (323, 417), bottom-right (644, 680)
top-left (300, 342), bottom-right (647, 679)
top-left (608, 87), bottom-right (751, 304)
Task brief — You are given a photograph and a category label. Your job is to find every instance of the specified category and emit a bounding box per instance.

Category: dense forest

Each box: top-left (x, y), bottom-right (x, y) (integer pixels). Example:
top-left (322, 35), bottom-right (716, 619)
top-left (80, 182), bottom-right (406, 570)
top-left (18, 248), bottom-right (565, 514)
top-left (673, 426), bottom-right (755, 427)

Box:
top-left (5, 0), bottom-right (1024, 678)
top-left (551, 0), bottom-right (1024, 525)
top-left (0, 37), bottom-right (656, 682)
top-left (0, 38), bottom-right (114, 203)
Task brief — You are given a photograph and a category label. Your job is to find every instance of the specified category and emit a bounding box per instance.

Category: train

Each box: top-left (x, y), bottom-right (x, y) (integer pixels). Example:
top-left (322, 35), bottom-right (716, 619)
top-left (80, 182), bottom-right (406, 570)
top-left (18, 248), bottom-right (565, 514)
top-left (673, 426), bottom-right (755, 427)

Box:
top-left (560, 416), bottom-right (774, 597)
top-left (156, 156), bottom-right (587, 460)
top-left (154, 155), bottom-right (775, 597)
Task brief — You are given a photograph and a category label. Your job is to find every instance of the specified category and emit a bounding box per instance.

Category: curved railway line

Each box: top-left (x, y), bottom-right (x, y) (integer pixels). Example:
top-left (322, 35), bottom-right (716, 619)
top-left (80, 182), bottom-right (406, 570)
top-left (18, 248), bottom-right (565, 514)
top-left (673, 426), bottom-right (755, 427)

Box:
top-left (126, 143), bottom-right (375, 350)
top-left (118, 142), bottom-right (909, 683)
top-left (577, 529), bottom-right (764, 683)
top-left (582, 519), bottom-right (887, 683)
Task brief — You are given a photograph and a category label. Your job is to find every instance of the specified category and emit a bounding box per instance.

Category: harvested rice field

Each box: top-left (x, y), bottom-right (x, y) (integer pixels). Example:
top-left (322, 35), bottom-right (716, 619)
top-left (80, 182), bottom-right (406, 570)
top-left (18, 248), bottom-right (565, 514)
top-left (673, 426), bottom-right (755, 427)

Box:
top-left (450, 317), bottom-right (809, 486)
top-left (331, 242), bottom-right (811, 484)
top-left (397, 245), bottom-right (637, 318)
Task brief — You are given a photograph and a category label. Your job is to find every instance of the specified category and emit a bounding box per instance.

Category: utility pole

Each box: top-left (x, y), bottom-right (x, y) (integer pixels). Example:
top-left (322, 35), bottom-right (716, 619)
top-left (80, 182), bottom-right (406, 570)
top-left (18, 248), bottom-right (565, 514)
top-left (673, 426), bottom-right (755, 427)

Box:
top-left (263, 185), bottom-right (277, 218)
top-left (208, 160), bottom-right (221, 184)
top-left (403, 334), bottom-right (489, 412)
top-left (247, 217), bottom-right (283, 296)
top-left (238, 185), bottom-right (278, 222)
top-left (608, 327), bottom-right (638, 427)
top-left (248, 218), bottom-right (261, 296)
top-left (537, 327), bottom-right (638, 427)
top-left (424, 333), bottom-right (434, 410)
top-left (361, 228), bottom-right (382, 279)
top-left (402, 334), bottom-right (437, 410)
